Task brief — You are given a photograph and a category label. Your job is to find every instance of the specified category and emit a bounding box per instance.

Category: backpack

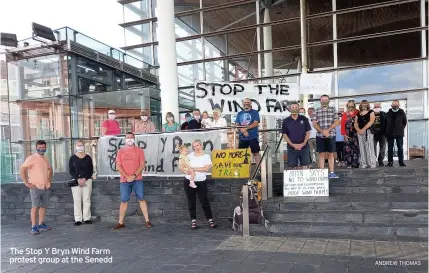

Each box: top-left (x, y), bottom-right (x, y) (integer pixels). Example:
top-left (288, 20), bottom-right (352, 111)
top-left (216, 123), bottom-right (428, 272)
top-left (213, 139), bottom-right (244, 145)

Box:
top-left (232, 180), bottom-right (269, 232)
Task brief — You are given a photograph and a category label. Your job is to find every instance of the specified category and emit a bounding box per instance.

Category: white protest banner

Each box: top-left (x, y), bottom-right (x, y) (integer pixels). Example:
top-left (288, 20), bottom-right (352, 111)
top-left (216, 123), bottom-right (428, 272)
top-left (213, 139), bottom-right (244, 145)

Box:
top-left (195, 81), bottom-right (299, 115)
top-left (283, 169), bottom-right (329, 197)
top-left (97, 131), bottom-right (221, 177)
top-left (299, 73), bottom-right (332, 96)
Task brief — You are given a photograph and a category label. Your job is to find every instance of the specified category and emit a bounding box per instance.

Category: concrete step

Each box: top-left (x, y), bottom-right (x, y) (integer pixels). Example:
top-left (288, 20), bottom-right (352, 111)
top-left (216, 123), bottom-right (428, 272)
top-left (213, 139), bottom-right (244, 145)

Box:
top-left (263, 210), bottom-right (428, 225)
top-left (255, 222), bottom-right (428, 241)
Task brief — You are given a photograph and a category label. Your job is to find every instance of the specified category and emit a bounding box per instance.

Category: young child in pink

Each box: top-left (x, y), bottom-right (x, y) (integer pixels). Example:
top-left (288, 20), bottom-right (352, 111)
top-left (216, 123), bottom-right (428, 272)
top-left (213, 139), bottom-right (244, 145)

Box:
top-left (178, 145), bottom-right (196, 188)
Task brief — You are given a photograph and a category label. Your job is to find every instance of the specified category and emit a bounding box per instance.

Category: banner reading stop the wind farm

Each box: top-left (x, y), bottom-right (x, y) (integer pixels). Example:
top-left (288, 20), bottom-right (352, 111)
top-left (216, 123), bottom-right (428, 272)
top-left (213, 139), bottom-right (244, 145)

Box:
top-left (194, 81), bottom-right (299, 115)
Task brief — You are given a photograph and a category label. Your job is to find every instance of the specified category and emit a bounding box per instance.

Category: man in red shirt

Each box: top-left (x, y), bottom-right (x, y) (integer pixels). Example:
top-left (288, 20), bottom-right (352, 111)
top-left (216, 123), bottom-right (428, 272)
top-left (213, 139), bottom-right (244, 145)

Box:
top-left (112, 132), bottom-right (152, 229)
top-left (101, 110), bottom-right (121, 136)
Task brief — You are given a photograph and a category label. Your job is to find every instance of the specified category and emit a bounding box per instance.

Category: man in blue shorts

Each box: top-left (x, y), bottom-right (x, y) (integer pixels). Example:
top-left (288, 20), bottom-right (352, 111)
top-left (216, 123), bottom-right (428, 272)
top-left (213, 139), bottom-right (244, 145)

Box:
top-left (113, 132), bottom-right (152, 229)
top-left (282, 103), bottom-right (311, 169)
top-left (235, 98), bottom-right (261, 166)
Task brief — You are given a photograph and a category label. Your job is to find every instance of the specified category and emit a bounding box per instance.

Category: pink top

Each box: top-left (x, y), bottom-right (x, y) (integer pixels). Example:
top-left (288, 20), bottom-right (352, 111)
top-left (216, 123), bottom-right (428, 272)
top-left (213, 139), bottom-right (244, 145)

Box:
top-left (102, 120), bottom-right (121, 135)
top-left (22, 154), bottom-right (52, 189)
top-left (116, 146), bottom-right (145, 182)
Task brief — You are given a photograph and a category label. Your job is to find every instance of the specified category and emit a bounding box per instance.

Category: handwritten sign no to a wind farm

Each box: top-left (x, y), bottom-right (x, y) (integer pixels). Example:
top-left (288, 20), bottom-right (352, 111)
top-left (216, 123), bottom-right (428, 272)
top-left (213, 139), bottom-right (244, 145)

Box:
top-left (283, 169), bottom-right (329, 197)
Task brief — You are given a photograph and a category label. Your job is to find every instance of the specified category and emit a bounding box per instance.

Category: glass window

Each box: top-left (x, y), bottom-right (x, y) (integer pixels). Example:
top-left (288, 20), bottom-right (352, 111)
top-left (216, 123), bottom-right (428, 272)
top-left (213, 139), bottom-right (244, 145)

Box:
top-left (205, 61), bottom-right (224, 82)
top-left (7, 55), bottom-right (66, 101)
top-left (9, 97), bottom-right (71, 142)
top-left (128, 47), bottom-right (152, 65)
top-left (308, 44), bottom-right (334, 71)
top-left (308, 16), bottom-right (332, 43)
top-left (337, 32), bottom-right (421, 67)
top-left (177, 63), bottom-right (204, 87)
top-left (338, 61), bottom-right (424, 96)
top-left (123, 1), bottom-right (150, 23)
top-left (409, 120), bottom-right (428, 159)
top-left (308, 0), bottom-right (332, 14)
top-left (176, 39), bottom-right (203, 62)
top-left (125, 23), bottom-right (151, 46)
top-left (337, 2), bottom-right (420, 39)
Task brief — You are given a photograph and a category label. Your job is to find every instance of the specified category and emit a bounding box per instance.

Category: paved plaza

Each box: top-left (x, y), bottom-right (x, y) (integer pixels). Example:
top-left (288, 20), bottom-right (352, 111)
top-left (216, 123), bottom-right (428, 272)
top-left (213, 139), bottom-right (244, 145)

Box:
top-left (1, 221), bottom-right (427, 273)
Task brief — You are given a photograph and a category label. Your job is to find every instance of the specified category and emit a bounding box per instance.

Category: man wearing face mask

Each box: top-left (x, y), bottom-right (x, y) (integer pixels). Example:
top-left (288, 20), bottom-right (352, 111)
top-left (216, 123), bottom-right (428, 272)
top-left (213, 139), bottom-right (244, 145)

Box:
top-left (386, 100), bottom-right (407, 167)
top-left (20, 140), bottom-right (53, 235)
top-left (282, 103), bottom-right (311, 169)
top-left (187, 109), bottom-right (202, 130)
top-left (311, 95), bottom-right (340, 179)
top-left (134, 109), bottom-right (156, 134)
top-left (372, 102), bottom-right (387, 166)
top-left (235, 98), bottom-right (261, 166)
top-left (101, 110), bottom-right (121, 136)
top-left (181, 113), bottom-right (192, 130)
top-left (113, 132), bottom-right (152, 229)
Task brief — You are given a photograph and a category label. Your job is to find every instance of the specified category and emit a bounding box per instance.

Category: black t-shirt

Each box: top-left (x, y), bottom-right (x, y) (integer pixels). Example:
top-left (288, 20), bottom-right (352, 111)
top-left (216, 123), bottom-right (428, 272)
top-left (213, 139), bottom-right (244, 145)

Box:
top-left (69, 154), bottom-right (93, 180)
top-left (357, 110), bottom-right (373, 129)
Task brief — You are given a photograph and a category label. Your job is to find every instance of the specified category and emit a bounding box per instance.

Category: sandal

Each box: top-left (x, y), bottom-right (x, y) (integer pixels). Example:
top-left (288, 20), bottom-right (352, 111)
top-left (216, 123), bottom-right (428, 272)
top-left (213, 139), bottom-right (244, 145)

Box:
top-left (208, 219), bottom-right (216, 228)
top-left (191, 220), bottom-right (197, 229)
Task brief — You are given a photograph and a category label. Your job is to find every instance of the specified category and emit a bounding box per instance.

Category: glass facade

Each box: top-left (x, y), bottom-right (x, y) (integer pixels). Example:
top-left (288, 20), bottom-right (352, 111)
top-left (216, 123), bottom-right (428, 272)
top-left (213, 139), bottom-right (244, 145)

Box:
top-left (2, 27), bottom-right (158, 179)
top-left (119, 0), bottom-right (428, 158)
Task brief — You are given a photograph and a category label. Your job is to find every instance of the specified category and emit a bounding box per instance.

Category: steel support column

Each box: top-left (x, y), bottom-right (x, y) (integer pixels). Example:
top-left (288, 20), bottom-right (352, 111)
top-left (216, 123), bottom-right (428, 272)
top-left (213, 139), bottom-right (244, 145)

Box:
top-left (299, 0), bottom-right (308, 109)
top-left (157, 0), bottom-right (180, 120)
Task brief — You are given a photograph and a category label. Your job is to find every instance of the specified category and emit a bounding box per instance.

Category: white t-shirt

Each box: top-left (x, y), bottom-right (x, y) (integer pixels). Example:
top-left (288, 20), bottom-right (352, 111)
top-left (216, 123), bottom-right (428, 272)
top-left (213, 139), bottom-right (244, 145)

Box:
top-left (308, 115), bottom-right (317, 138)
top-left (208, 117), bottom-right (228, 144)
top-left (185, 152), bottom-right (212, 181)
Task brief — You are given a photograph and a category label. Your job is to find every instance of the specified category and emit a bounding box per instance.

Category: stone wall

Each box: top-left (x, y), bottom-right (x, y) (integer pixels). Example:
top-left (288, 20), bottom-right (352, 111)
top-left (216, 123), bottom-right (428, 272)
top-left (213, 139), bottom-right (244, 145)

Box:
top-left (1, 177), bottom-right (247, 223)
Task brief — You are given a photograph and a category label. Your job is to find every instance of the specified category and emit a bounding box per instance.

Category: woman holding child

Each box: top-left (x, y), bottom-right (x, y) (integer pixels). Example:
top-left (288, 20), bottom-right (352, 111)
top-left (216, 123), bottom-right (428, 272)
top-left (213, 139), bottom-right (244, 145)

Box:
top-left (178, 139), bottom-right (215, 229)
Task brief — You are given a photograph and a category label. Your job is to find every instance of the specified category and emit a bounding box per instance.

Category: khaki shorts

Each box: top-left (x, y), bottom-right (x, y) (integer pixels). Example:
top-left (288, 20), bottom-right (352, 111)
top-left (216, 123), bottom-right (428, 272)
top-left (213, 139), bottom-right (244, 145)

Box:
top-left (30, 188), bottom-right (50, 208)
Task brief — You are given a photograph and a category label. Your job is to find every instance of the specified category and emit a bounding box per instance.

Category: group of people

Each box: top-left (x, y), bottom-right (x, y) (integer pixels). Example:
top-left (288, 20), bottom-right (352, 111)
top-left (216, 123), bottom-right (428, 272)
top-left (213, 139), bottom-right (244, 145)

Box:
top-left (282, 95), bottom-right (408, 178)
top-left (20, 95), bottom-right (408, 234)
top-left (19, 98), bottom-right (265, 234)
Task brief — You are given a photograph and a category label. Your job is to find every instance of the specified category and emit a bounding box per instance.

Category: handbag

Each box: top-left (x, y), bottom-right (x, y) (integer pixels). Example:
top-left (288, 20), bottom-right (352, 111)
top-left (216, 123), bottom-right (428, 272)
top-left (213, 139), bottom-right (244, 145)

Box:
top-left (67, 178), bottom-right (79, 187)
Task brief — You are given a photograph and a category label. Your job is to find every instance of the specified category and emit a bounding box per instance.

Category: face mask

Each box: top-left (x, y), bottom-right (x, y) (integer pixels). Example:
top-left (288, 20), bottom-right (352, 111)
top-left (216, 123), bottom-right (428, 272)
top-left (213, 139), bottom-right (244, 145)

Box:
top-left (36, 149), bottom-right (46, 155)
top-left (361, 106), bottom-right (368, 111)
top-left (290, 110), bottom-right (299, 114)
top-left (373, 107), bottom-right (380, 113)
top-left (392, 107), bottom-right (399, 112)
top-left (141, 116), bottom-right (148, 121)
top-left (76, 146), bottom-right (84, 153)
top-left (126, 139), bottom-right (135, 146)
top-left (299, 113), bottom-right (305, 116)
top-left (167, 117), bottom-right (173, 122)
top-left (347, 106), bottom-right (355, 111)
top-left (108, 114), bottom-right (115, 120)
top-left (321, 101), bottom-right (329, 108)
top-left (194, 115), bottom-right (200, 120)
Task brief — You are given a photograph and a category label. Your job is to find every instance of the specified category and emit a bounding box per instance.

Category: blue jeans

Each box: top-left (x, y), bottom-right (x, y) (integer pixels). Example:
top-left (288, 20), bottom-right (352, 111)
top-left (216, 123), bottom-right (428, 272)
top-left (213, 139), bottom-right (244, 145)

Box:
top-left (120, 180), bottom-right (144, 203)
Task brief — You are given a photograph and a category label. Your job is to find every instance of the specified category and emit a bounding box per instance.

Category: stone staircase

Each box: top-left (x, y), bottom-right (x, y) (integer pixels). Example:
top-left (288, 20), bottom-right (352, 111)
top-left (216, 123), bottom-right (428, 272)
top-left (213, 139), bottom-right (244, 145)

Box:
top-left (260, 160), bottom-right (428, 241)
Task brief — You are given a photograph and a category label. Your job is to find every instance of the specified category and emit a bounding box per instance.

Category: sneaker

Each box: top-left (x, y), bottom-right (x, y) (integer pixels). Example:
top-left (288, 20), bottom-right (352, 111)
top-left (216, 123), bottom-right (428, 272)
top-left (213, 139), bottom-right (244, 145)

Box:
top-left (378, 161), bottom-right (384, 167)
top-left (84, 220), bottom-right (92, 224)
top-left (399, 162), bottom-right (406, 167)
top-left (31, 225), bottom-right (40, 235)
top-left (74, 221), bottom-right (82, 226)
top-left (386, 162), bottom-right (393, 167)
top-left (189, 181), bottom-right (197, 188)
top-left (38, 223), bottom-right (52, 231)
top-left (328, 172), bottom-right (339, 179)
